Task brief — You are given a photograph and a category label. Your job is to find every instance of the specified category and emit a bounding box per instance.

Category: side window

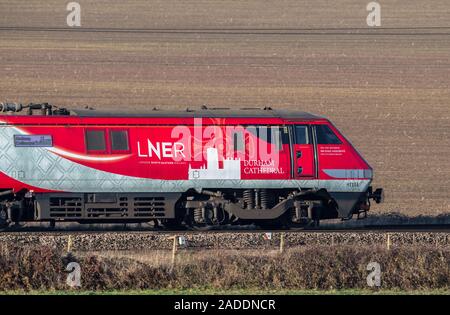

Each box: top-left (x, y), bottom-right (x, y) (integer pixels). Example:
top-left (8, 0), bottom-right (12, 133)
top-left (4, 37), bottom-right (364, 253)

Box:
top-left (110, 130), bottom-right (129, 152)
top-left (233, 131), bottom-right (244, 151)
top-left (271, 127), bottom-right (285, 151)
top-left (244, 126), bottom-right (287, 152)
top-left (315, 124), bottom-right (342, 144)
top-left (294, 125), bottom-right (309, 144)
top-left (247, 126), bottom-right (286, 151)
top-left (85, 130), bottom-right (106, 152)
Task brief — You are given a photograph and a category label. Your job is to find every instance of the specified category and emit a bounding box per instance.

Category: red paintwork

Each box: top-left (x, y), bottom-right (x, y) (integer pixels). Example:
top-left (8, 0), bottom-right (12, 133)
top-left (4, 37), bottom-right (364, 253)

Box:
top-left (0, 114), bottom-right (371, 193)
top-left (316, 123), bottom-right (371, 179)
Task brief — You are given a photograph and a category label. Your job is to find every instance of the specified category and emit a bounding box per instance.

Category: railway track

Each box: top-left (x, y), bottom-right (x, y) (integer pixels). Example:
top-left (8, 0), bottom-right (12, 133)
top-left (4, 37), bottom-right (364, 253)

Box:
top-left (1, 224), bottom-right (448, 252)
top-left (1, 223), bottom-right (449, 234)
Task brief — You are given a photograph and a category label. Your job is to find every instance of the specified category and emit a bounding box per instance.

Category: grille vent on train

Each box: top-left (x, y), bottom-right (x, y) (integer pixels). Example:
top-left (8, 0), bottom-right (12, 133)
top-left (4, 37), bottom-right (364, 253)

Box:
top-left (86, 196), bottom-right (129, 218)
top-left (133, 196), bottom-right (166, 217)
top-left (36, 193), bottom-right (176, 220)
top-left (49, 197), bottom-right (82, 218)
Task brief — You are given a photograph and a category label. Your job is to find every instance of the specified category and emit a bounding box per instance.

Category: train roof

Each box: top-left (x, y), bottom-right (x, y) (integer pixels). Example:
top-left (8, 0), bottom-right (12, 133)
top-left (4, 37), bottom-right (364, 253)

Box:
top-left (70, 107), bottom-right (323, 120)
top-left (0, 103), bottom-right (327, 124)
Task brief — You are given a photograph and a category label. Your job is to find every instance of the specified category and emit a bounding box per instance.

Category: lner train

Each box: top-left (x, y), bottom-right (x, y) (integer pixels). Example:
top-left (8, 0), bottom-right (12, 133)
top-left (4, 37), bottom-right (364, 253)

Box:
top-left (0, 103), bottom-right (383, 229)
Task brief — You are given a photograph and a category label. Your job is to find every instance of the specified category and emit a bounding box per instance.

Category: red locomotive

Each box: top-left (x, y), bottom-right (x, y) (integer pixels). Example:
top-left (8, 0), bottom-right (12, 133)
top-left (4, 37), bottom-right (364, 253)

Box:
top-left (0, 103), bottom-right (383, 229)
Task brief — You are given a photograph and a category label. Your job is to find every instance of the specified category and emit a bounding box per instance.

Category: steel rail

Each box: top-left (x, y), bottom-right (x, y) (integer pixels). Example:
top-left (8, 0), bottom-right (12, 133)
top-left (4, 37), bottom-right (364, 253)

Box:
top-left (1, 224), bottom-right (449, 234)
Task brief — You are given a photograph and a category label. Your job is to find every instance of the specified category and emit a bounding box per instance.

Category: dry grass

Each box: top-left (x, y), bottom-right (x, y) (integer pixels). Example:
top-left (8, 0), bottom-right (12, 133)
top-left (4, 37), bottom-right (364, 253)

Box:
top-left (89, 248), bottom-right (281, 266)
top-left (0, 244), bottom-right (449, 291)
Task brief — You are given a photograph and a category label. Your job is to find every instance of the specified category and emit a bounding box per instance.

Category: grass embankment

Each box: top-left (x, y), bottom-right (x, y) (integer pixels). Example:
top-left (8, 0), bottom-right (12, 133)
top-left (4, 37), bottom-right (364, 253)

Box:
top-left (0, 245), bottom-right (448, 293)
top-left (2, 288), bottom-right (450, 295)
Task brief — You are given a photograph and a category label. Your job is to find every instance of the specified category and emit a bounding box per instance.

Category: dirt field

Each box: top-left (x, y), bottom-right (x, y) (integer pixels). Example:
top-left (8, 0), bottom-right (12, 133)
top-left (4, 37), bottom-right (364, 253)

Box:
top-left (0, 1), bottom-right (449, 216)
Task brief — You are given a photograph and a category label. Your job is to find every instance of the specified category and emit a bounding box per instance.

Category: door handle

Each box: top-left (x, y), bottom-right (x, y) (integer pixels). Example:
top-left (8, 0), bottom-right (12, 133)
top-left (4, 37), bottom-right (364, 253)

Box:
top-left (296, 151), bottom-right (302, 158)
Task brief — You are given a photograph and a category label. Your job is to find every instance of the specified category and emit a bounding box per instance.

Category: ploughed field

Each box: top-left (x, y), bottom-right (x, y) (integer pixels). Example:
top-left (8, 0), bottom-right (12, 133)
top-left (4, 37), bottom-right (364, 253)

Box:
top-left (0, 0), bottom-right (449, 217)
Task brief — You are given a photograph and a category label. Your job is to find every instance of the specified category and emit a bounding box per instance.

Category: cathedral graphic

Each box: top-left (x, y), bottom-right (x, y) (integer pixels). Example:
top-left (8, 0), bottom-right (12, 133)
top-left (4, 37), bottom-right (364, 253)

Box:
top-left (188, 147), bottom-right (241, 180)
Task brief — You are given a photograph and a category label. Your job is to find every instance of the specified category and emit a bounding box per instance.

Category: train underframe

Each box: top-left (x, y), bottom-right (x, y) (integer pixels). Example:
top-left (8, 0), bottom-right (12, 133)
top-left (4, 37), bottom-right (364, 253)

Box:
top-left (0, 187), bottom-right (381, 229)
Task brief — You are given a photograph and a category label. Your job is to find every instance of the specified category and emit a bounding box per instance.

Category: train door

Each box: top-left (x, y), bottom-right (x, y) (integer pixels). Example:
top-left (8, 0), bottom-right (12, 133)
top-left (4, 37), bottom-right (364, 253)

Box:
top-left (293, 125), bottom-right (315, 178)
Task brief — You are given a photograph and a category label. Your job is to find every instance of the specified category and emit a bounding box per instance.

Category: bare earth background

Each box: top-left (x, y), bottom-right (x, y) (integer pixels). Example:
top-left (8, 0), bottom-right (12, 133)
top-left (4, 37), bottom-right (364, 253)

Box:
top-left (0, 1), bottom-right (449, 216)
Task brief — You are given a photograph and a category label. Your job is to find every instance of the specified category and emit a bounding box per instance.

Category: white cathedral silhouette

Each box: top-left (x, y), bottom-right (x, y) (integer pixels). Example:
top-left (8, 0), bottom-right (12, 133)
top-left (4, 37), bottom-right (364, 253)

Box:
top-left (188, 147), bottom-right (241, 180)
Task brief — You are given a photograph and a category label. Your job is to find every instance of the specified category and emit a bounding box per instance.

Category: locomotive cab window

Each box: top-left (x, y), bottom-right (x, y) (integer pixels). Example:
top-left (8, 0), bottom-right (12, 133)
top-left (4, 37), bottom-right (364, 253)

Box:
top-left (315, 124), bottom-right (342, 144)
top-left (85, 130), bottom-right (107, 152)
top-left (110, 130), bottom-right (129, 152)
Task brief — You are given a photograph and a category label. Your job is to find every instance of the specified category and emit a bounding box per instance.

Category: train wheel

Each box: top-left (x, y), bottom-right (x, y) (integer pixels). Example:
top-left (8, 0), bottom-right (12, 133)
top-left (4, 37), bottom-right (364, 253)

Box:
top-left (191, 224), bottom-right (215, 231)
top-left (256, 217), bottom-right (290, 230)
top-left (188, 205), bottom-right (230, 231)
top-left (161, 218), bottom-right (186, 230)
top-left (0, 207), bottom-right (9, 229)
top-left (260, 210), bottom-right (293, 230)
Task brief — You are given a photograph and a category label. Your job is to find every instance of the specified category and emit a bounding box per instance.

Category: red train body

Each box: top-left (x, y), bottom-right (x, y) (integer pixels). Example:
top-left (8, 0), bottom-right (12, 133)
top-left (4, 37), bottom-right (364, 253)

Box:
top-left (0, 103), bottom-right (383, 228)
